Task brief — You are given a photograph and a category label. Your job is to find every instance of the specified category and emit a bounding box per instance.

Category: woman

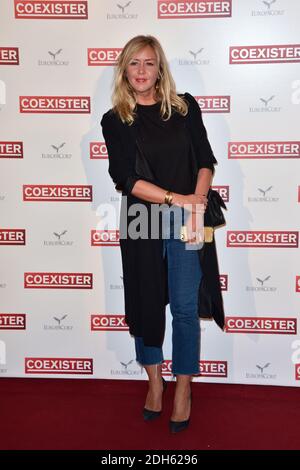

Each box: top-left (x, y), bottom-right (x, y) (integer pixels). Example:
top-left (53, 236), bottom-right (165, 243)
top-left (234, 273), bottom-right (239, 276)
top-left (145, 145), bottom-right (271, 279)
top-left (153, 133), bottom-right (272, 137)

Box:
top-left (101, 35), bottom-right (225, 434)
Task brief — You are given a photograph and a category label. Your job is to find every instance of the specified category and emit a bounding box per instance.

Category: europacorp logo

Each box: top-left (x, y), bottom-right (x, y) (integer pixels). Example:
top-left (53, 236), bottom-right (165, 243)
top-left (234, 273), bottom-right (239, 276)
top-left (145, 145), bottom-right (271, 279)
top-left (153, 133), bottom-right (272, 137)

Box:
top-left (251, 0), bottom-right (285, 17)
top-left (107, 1), bottom-right (138, 19)
top-left (179, 48), bottom-right (210, 66)
top-left (246, 362), bottom-right (277, 380)
top-left (249, 94), bottom-right (281, 113)
top-left (111, 358), bottom-right (143, 376)
top-left (43, 314), bottom-right (73, 331)
top-left (41, 142), bottom-right (72, 160)
top-left (248, 186), bottom-right (279, 203)
top-left (43, 229), bottom-right (74, 247)
top-left (246, 274), bottom-right (277, 292)
top-left (38, 48), bottom-right (69, 66)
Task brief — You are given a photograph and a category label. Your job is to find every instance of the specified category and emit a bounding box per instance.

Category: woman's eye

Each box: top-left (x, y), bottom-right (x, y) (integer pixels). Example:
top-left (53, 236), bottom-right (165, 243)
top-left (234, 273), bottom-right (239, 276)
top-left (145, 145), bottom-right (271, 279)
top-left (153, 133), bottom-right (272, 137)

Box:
top-left (129, 61), bottom-right (155, 66)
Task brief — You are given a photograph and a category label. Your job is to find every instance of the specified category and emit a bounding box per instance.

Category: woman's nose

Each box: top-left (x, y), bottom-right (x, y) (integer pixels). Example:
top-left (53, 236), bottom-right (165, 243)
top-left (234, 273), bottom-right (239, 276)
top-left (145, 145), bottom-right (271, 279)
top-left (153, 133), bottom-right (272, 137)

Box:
top-left (137, 63), bottom-right (145, 74)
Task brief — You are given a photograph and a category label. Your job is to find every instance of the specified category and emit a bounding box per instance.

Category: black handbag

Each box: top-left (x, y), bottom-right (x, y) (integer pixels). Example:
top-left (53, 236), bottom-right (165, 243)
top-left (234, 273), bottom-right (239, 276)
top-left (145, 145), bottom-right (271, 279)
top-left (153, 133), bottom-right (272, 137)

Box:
top-left (203, 188), bottom-right (227, 242)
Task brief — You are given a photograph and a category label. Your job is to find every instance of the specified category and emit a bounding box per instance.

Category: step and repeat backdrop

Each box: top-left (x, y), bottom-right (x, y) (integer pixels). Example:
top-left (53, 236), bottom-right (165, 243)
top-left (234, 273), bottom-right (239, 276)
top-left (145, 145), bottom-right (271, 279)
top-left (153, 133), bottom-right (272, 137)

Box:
top-left (0, 0), bottom-right (300, 385)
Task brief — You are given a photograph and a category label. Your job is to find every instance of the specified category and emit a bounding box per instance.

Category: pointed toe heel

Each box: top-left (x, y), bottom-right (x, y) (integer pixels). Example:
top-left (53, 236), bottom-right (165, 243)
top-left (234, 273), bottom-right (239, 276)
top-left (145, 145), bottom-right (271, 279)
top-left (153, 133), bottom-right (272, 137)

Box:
top-left (169, 391), bottom-right (192, 433)
top-left (143, 377), bottom-right (168, 421)
top-left (169, 418), bottom-right (190, 433)
top-left (143, 408), bottom-right (162, 421)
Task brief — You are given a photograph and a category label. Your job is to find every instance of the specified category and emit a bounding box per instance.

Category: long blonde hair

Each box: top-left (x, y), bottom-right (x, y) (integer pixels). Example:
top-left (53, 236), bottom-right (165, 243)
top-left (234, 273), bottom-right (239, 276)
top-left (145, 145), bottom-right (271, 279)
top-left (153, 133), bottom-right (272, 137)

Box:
top-left (111, 35), bottom-right (188, 124)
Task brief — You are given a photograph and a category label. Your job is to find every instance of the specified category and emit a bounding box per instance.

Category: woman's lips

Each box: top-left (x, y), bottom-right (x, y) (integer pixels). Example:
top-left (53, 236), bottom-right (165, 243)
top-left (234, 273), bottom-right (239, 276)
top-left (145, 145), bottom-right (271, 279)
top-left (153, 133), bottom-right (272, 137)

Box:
top-left (135, 78), bottom-right (147, 83)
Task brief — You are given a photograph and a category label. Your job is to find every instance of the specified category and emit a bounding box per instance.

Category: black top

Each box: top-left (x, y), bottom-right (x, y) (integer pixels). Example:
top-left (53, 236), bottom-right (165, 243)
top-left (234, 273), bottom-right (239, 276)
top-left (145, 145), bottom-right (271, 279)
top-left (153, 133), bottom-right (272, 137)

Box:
top-left (135, 101), bottom-right (195, 194)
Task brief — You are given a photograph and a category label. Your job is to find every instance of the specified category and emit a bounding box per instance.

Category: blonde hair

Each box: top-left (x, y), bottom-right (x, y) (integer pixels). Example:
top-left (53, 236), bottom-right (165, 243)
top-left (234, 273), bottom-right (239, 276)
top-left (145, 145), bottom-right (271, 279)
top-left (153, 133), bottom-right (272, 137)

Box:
top-left (111, 35), bottom-right (188, 124)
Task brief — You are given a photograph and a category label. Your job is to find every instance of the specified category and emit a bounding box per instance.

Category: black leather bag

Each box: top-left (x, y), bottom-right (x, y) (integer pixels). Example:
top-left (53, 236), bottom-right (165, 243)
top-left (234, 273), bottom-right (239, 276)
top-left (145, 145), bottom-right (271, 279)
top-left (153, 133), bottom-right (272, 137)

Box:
top-left (205, 188), bottom-right (227, 227)
top-left (203, 188), bottom-right (227, 242)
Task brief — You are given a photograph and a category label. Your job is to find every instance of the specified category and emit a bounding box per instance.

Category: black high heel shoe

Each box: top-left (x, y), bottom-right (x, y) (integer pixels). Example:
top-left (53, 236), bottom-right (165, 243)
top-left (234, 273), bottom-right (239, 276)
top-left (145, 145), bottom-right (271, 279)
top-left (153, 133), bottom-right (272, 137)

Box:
top-left (143, 376), bottom-right (168, 421)
top-left (169, 391), bottom-right (192, 433)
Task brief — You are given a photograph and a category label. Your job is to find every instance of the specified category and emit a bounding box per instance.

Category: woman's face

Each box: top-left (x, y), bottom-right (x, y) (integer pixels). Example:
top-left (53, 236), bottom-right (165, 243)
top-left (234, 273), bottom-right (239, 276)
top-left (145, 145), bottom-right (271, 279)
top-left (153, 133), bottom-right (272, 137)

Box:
top-left (125, 45), bottom-right (159, 100)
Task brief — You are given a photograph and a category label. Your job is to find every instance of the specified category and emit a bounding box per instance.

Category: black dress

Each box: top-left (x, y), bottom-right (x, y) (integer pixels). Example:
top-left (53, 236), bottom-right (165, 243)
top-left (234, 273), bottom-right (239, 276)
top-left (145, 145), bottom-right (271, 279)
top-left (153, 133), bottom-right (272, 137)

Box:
top-left (101, 92), bottom-right (225, 347)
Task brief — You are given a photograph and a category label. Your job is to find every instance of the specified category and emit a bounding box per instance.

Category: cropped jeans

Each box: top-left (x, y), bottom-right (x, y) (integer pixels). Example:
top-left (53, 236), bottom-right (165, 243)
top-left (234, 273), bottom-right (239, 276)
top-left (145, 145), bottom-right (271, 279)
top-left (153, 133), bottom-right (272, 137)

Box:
top-left (134, 206), bottom-right (203, 376)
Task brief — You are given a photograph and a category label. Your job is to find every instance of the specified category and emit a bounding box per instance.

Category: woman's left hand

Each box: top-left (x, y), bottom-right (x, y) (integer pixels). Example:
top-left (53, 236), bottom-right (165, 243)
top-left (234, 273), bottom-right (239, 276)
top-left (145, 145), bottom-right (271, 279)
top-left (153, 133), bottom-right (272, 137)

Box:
top-left (184, 205), bottom-right (205, 245)
top-left (194, 194), bottom-right (208, 211)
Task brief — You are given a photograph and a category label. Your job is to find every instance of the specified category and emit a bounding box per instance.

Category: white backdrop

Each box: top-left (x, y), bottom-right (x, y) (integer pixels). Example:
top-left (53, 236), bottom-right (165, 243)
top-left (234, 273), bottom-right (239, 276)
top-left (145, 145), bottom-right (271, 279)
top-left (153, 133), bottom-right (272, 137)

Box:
top-left (0, 0), bottom-right (300, 385)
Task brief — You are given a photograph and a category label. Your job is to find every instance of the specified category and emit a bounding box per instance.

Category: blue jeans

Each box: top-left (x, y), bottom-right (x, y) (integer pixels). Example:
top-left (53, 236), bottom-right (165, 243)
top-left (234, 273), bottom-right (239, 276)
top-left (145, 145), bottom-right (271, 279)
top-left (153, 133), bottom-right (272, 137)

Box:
top-left (134, 206), bottom-right (203, 375)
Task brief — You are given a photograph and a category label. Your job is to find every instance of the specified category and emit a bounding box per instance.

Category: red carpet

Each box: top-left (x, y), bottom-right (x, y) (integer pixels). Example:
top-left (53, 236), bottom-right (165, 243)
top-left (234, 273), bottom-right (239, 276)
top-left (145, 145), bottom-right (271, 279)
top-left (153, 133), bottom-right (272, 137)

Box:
top-left (0, 378), bottom-right (299, 450)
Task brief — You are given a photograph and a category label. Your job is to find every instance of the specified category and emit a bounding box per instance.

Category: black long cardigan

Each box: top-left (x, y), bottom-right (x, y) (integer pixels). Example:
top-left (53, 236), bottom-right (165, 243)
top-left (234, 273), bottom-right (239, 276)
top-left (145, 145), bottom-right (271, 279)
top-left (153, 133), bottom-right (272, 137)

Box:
top-left (101, 92), bottom-right (225, 347)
